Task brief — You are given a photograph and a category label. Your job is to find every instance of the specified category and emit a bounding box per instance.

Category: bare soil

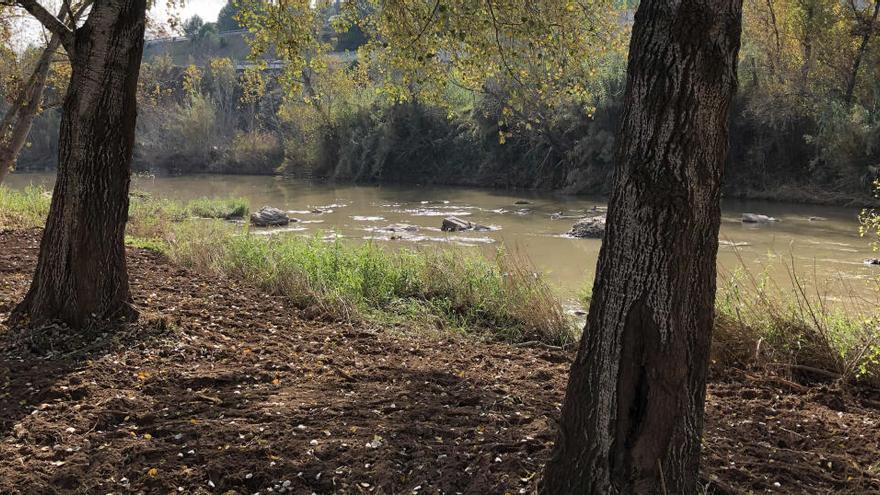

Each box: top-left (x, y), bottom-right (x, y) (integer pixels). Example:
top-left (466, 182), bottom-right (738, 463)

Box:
top-left (1, 228), bottom-right (879, 494)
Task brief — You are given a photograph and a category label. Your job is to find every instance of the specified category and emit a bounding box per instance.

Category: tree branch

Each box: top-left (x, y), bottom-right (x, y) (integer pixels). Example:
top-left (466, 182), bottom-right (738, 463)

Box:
top-left (13, 0), bottom-right (75, 53)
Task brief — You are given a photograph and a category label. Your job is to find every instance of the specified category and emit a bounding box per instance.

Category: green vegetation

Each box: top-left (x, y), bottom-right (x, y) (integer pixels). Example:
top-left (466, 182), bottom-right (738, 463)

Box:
top-left (862, 180), bottom-right (880, 252)
top-left (0, 185), bottom-right (49, 228)
top-left (0, 185), bottom-right (246, 229)
top-left (714, 265), bottom-right (880, 387)
top-left (5, 1), bottom-right (878, 204)
top-left (3, 186), bottom-right (877, 385)
top-left (164, 221), bottom-right (573, 345)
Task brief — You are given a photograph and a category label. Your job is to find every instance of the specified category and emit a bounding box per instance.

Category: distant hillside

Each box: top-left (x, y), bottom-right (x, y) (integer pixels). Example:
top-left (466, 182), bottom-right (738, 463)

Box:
top-left (143, 30), bottom-right (264, 66)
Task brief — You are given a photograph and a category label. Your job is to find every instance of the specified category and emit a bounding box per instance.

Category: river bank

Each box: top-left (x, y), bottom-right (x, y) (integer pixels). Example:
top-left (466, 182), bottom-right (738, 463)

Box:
top-left (5, 174), bottom-right (878, 307)
top-left (1, 228), bottom-right (880, 494)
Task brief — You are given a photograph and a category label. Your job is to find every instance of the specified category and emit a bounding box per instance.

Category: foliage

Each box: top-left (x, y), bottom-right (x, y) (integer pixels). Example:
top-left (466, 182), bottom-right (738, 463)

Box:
top-left (217, 0), bottom-right (242, 32)
top-left (182, 15), bottom-right (205, 38)
top-left (235, 0), bottom-right (330, 94)
top-left (133, 55), bottom-right (282, 174)
top-left (727, 0), bottom-right (880, 198)
top-left (343, 0), bottom-right (625, 128)
top-left (861, 180), bottom-right (880, 254)
top-left (228, 130), bottom-right (283, 173)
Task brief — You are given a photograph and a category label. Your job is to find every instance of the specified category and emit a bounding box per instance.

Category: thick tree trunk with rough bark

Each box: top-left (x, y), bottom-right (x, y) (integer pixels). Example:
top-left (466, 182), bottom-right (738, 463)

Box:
top-left (0, 38), bottom-right (60, 185)
top-left (11, 0), bottom-right (146, 327)
top-left (539, 0), bottom-right (742, 494)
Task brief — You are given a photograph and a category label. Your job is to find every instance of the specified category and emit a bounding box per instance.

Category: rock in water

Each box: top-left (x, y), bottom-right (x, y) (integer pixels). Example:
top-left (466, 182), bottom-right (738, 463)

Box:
top-left (865, 258), bottom-right (880, 266)
top-left (442, 216), bottom-right (472, 232)
top-left (250, 206), bottom-right (291, 227)
top-left (741, 213), bottom-right (778, 223)
top-left (381, 223), bottom-right (419, 233)
top-left (568, 216), bottom-right (606, 238)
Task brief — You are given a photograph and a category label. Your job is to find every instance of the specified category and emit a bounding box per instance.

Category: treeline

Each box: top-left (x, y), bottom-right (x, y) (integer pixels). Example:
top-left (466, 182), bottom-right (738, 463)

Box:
top-left (6, 0), bottom-right (880, 204)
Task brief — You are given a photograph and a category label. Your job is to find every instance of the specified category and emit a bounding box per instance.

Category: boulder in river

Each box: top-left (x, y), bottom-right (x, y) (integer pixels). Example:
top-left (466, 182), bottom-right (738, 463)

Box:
top-left (250, 206), bottom-right (292, 227)
top-left (442, 216), bottom-right (472, 232)
top-left (568, 215), bottom-right (606, 238)
top-left (382, 223), bottom-right (419, 233)
top-left (441, 216), bottom-right (491, 232)
top-left (865, 258), bottom-right (880, 266)
top-left (514, 200), bottom-right (531, 205)
top-left (741, 213), bottom-right (778, 224)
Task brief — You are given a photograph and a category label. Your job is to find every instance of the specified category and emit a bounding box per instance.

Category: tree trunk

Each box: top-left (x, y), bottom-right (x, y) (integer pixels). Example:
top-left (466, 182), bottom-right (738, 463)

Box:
top-left (0, 37), bottom-right (60, 185)
top-left (539, 0), bottom-right (742, 493)
top-left (11, 0), bottom-right (146, 327)
top-left (844, 0), bottom-right (880, 105)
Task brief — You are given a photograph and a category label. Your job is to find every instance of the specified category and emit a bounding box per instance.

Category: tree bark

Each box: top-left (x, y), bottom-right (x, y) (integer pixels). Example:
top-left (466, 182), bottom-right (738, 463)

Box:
top-left (0, 37), bottom-right (60, 185)
top-left (539, 0), bottom-right (742, 494)
top-left (11, 0), bottom-right (146, 327)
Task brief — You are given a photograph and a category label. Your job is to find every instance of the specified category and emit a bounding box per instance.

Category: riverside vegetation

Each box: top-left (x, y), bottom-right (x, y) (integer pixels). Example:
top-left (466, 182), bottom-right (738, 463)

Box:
top-left (3, 0), bottom-right (880, 204)
top-left (3, 185), bottom-right (879, 388)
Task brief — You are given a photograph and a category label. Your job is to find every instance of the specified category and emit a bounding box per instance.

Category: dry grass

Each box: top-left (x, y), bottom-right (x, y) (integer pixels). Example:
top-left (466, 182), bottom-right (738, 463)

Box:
top-left (713, 252), bottom-right (880, 387)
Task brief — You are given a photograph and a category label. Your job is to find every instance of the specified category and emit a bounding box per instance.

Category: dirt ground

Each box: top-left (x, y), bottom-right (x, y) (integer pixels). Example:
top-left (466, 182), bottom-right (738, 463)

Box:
top-left (1, 228), bottom-right (879, 495)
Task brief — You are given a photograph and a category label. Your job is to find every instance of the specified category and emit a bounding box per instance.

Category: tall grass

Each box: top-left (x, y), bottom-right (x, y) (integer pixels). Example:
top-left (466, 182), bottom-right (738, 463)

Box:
top-left (0, 186), bottom-right (51, 228)
top-left (575, 254), bottom-right (880, 386)
top-left (163, 221), bottom-right (575, 345)
top-left (0, 186), bottom-right (246, 232)
top-left (713, 256), bottom-right (880, 387)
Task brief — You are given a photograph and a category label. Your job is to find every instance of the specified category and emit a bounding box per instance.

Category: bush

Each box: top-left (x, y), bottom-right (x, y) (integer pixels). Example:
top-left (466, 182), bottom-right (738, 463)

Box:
top-left (224, 131), bottom-right (283, 174)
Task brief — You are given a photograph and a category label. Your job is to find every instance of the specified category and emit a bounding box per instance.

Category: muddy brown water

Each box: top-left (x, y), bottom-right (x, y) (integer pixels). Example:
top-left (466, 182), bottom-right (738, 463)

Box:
top-left (7, 173), bottom-right (879, 306)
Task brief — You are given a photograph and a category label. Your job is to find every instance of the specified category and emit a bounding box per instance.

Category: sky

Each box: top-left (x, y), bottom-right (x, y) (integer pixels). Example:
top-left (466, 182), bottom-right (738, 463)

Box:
top-left (8, 0), bottom-right (228, 49)
top-left (155, 0), bottom-right (226, 25)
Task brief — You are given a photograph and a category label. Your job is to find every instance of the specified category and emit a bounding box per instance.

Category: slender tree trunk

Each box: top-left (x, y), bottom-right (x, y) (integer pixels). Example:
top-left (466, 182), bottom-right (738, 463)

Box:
top-left (844, 0), bottom-right (880, 105)
top-left (11, 0), bottom-right (146, 327)
top-left (0, 37), bottom-right (60, 185)
top-left (765, 0), bottom-right (781, 78)
top-left (799, 5), bottom-right (815, 95)
top-left (539, 0), bottom-right (742, 493)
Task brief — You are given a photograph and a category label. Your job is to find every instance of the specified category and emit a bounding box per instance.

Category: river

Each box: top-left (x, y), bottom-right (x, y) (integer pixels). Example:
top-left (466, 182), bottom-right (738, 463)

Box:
top-left (6, 173), bottom-right (879, 306)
